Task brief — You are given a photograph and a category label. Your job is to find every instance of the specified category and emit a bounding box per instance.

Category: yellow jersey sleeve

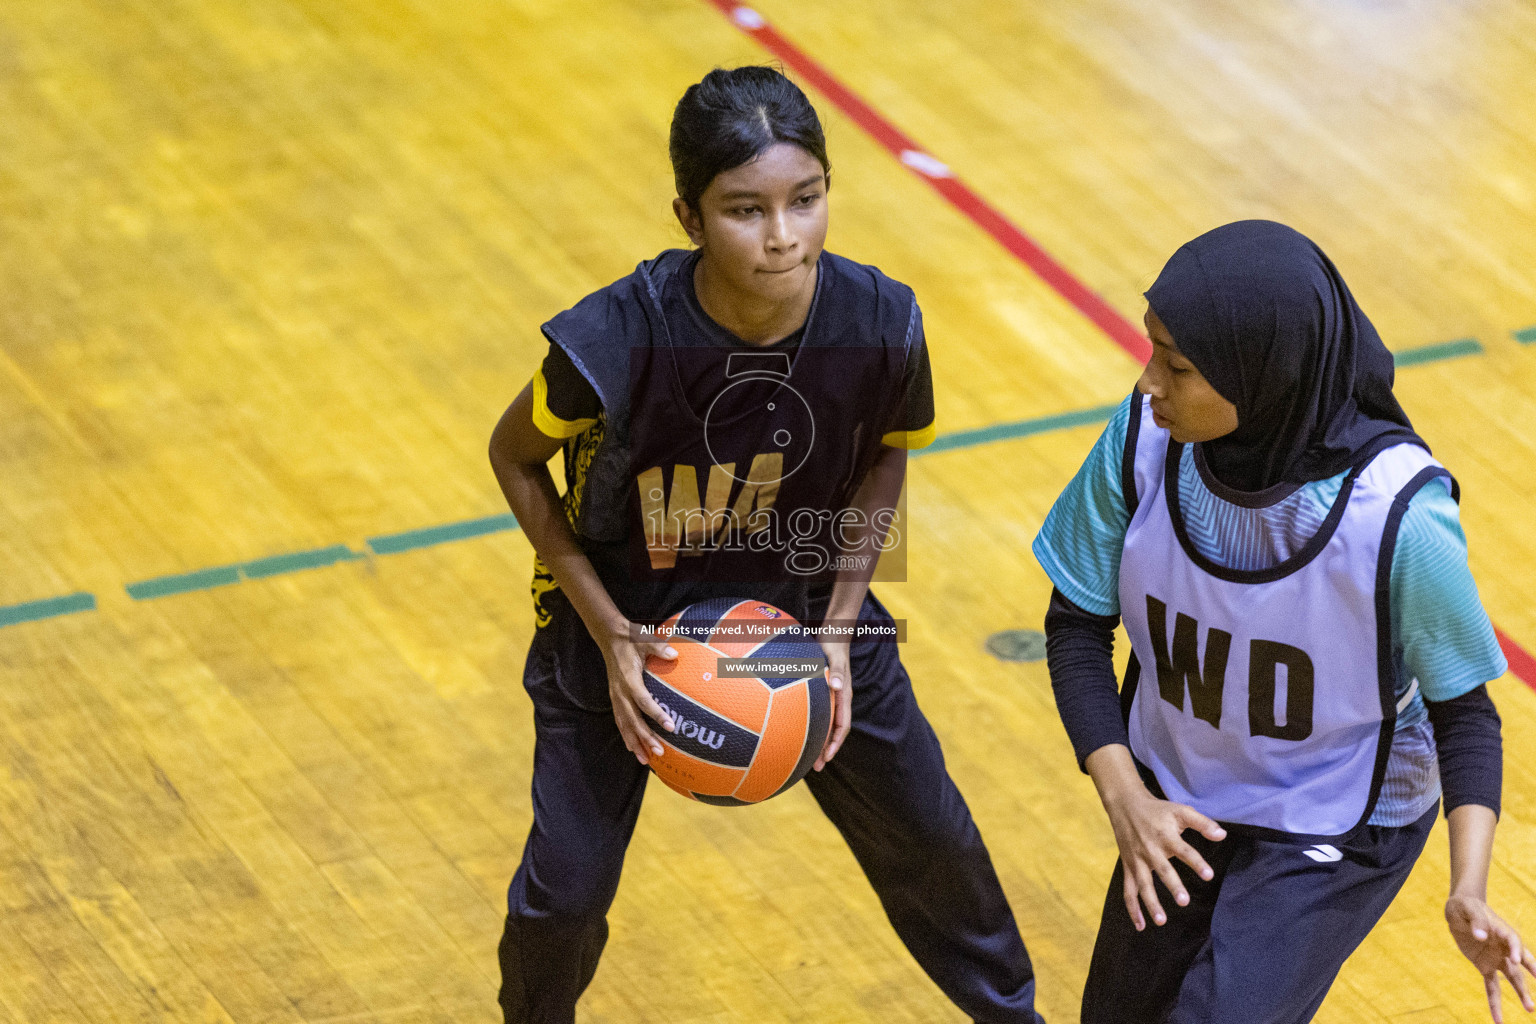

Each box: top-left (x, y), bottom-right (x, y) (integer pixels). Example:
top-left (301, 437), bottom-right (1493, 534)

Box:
top-left (881, 421), bottom-right (937, 450)
top-left (531, 366), bottom-right (599, 439)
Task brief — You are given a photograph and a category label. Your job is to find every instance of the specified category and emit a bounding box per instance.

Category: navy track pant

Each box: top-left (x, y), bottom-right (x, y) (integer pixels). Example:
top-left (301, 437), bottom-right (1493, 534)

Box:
top-left (1080, 802), bottom-right (1436, 1024)
top-left (497, 591), bottom-right (1043, 1024)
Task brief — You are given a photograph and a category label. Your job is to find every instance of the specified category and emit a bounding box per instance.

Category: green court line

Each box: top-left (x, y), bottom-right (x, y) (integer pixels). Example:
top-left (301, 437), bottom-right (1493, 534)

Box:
top-left (368, 513), bottom-right (519, 555)
top-left (126, 545), bottom-right (364, 600)
top-left (242, 544), bottom-right (364, 579)
top-left (918, 403), bottom-right (1123, 456)
top-left (1393, 337), bottom-right (1482, 367)
top-left (1515, 326), bottom-right (1536, 345)
top-left (126, 565), bottom-right (243, 600)
top-left (0, 592), bottom-right (96, 627)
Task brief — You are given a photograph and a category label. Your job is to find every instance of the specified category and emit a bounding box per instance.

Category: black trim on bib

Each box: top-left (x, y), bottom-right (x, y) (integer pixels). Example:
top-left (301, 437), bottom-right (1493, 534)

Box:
top-left (1355, 465), bottom-right (1456, 832)
top-left (1120, 651), bottom-right (1141, 725)
top-left (1163, 440), bottom-right (1365, 585)
top-left (1192, 444), bottom-right (1304, 509)
top-left (1121, 391), bottom-right (1144, 518)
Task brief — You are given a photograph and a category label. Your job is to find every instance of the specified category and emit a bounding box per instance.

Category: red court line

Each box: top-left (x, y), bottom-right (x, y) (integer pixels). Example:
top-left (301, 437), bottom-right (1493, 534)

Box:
top-left (1496, 628), bottom-right (1536, 692)
top-left (706, 0), bottom-right (1536, 695)
top-left (705, 0), bottom-right (1152, 364)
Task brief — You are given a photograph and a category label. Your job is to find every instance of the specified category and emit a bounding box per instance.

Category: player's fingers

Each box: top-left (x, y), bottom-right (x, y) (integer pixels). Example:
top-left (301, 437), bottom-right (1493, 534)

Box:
top-left (606, 674), bottom-right (649, 764)
top-left (618, 725), bottom-right (645, 764)
top-left (1173, 804), bottom-right (1228, 843)
top-left (1153, 856), bottom-right (1190, 907)
top-left (832, 686), bottom-right (852, 744)
top-left (1504, 950), bottom-right (1535, 1012)
top-left (813, 664), bottom-right (845, 768)
top-left (633, 687), bottom-right (675, 732)
top-left (616, 695), bottom-right (665, 759)
top-left (634, 715), bottom-right (666, 758)
top-left (1132, 859), bottom-right (1168, 927)
top-left (1485, 971), bottom-right (1504, 1024)
top-left (1502, 927), bottom-right (1523, 965)
top-left (1121, 865), bottom-right (1146, 932)
top-left (621, 664), bottom-right (676, 733)
top-left (814, 686), bottom-right (852, 771)
top-left (1170, 838), bottom-right (1215, 882)
top-left (631, 637), bottom-right (679, 725)
top-left (639, 638), bottom-right (679, 662)
top-left (825, 662), bottom-right (846, 691)
top-left (615, 708), bottom-right (650, 765)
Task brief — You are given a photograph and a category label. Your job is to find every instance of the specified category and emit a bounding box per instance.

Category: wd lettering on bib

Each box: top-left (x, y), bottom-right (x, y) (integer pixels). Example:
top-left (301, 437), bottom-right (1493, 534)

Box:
top-left (1145, 595), bottom-right (1313, 741)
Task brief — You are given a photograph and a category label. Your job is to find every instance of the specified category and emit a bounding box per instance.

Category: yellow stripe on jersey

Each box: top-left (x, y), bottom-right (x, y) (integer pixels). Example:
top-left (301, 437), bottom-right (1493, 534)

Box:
top-left (531, 366), bottom-right (599, 439)
top-left (881, 421), bottom-right (937, 450)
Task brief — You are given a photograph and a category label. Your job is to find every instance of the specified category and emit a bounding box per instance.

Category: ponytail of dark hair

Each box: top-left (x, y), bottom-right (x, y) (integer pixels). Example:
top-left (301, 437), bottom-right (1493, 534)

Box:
top-left (669, 66), bottom-right (830, 209)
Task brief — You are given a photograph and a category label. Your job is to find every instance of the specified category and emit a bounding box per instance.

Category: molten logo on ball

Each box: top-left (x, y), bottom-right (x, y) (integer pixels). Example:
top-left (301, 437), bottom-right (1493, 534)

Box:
top-left (655, 700), bottom-right (727, 751)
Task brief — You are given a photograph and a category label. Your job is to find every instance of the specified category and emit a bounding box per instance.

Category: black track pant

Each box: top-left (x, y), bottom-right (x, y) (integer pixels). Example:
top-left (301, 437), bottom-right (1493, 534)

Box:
top-left (1081, 804), bottom-right (1435, 1024)
top-left (498, 592), bottom-right (1044, 1024)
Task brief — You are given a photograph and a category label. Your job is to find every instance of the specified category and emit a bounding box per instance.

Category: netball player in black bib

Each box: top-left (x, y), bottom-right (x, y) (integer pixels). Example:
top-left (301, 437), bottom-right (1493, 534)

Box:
top-left (488, 67), bottom-right (1044, 1024)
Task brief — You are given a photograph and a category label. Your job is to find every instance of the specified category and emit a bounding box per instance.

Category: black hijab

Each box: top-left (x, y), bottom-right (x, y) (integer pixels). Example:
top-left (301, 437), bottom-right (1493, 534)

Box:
top-left (1144, 220), bottom-right (1424, 492)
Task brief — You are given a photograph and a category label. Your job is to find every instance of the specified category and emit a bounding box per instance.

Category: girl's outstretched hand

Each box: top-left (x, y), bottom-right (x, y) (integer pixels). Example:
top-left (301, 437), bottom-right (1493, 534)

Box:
top-left (1447, 895), bottom-right (1536, 1023)
top-left (1102, 785), bottom-right (1227, 931)
top-left (1085, 743), bottom-right (1226, 932)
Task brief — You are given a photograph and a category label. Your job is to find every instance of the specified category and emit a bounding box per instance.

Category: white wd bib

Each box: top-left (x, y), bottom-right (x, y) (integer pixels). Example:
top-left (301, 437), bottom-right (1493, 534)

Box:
top-left (1118, 394), bottom-right (1447, 840)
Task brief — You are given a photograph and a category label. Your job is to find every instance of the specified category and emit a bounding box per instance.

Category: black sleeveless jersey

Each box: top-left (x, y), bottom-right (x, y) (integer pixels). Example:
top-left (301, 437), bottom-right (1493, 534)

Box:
top-left (530, 248), bottom-right (927, 630)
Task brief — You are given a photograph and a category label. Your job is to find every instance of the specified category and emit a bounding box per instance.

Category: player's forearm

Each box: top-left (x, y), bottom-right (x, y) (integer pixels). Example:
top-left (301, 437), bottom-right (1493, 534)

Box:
top-left (824, 445), bottom-right (907, 622)
top-left (1045, 588), bottom-right (1128, 771)
top-left (1085, 743), bottom-right (1151, 813)
top-left (1447, 803), bottom-right (1496, 902)
top-left (490, 451), bottom-right (627, 640)
top-left (1426, 686), bottom-right (1503, 818)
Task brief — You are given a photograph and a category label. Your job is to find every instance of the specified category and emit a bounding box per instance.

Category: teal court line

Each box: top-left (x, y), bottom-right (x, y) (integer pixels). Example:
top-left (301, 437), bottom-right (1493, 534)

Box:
top-left (367, 512), bottom-right (519, 555)
top-left (117, 519), bottom-right (522, 605)
top-left (125, 565), bottom-right (241, 600)
top-left (125, 544), bottom-right (364, 601)
top-left (917, 403), bottom-right (1122, 456)
top-left (0, 331), bottom-right (1517, 628)
top-left (0, 592), bottom-right (96, 627)
top-left (1391, 337), bottom-right (1482, 367)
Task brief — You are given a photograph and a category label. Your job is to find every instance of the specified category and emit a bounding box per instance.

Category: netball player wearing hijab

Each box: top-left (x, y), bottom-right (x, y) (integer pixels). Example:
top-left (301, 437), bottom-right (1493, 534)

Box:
top-left (1033, 220), bottom-right (1535, 1023)
top-left (488, 67), bottom-right (1044, 1024)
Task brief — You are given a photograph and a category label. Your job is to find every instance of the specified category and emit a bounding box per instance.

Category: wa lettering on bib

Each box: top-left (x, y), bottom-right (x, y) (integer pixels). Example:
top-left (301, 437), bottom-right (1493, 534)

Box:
top-left (1117, 393), bottom-right (1450, 841)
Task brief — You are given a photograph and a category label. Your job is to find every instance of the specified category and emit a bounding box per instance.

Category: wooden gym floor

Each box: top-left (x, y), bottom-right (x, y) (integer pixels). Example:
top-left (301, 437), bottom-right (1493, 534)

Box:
top-left (1, 0), bottom-right (1534, 1021)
